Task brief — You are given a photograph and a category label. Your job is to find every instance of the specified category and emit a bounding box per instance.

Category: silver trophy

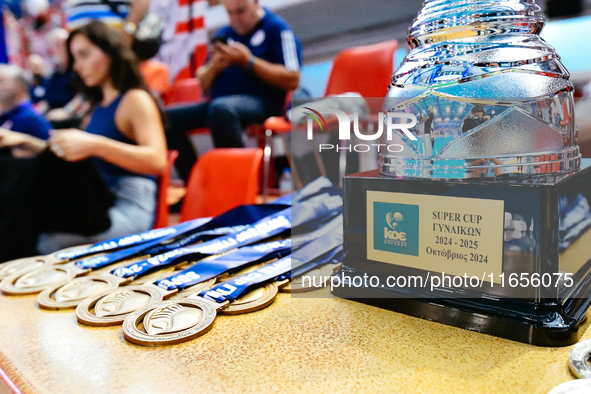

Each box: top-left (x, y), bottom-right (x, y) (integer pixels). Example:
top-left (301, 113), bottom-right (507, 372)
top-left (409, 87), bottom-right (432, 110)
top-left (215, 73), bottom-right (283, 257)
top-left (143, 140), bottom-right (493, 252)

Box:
top-left (335, 0), bottom-right (591, 346)
top-left (380, 0), bottom-right (579, 179)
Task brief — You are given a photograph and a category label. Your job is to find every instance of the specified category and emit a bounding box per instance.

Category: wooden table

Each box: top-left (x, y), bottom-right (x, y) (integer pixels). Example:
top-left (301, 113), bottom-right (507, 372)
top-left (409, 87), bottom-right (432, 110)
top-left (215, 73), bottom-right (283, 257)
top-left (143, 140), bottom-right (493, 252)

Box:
top-left (0, 287), bottom-right (585, 394)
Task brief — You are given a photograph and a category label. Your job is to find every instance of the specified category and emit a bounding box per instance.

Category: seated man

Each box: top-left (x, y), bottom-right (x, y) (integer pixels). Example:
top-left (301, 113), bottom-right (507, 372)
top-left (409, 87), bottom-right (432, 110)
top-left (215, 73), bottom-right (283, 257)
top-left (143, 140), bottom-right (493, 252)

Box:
top-left (0, 64), bottom-right (51, 142)
top-left (31, 29), bottom-right (78, 114)
top-left (166, 0), bottom-right (302, 181)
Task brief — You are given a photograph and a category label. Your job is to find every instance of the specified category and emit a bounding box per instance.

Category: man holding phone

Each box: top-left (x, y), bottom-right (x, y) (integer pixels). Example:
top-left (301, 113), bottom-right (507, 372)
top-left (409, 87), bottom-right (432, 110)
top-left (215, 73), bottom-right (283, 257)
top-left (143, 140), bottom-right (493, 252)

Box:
top-left (166, 0), bottom-right (302, 182)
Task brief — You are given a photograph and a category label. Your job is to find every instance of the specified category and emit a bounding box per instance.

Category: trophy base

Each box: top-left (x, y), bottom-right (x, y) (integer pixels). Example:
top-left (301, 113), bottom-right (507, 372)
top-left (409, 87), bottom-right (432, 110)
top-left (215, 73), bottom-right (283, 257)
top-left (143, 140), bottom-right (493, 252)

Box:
top-left (335, 163), bottom-right (591, 347)
top-left (331, 266), bottom-right (591, 347)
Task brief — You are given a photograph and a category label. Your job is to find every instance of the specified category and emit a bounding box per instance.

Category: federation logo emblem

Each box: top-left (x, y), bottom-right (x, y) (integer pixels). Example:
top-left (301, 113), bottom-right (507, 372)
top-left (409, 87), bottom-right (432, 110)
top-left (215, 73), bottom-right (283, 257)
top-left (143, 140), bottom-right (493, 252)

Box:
top-left (373, 202), bottom-right (419, 257)
top-left (386, 212), bottom-right (404, 230)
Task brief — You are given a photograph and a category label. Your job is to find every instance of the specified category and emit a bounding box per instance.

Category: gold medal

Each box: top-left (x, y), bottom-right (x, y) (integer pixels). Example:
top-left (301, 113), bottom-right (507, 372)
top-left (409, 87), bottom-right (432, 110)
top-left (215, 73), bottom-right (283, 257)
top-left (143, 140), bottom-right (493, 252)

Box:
top-left (37, 274), bottom-right (129, 309)
top-left (75, 275), bottom-right (216, 326)
top-left (1, 252), bottom-right (145, 296)
top-left (219, 282), bottom-right (280, 315)
top-left (1, 262), bottom-right (92, 296)
top-left (0, 244), bottom-right (92, 281)
top-left (122, 279), bottom-right (288, 346)
top-left (123, 298), bottom-right (221, 346)
top-left (75, 259), bottom-right (272, 325)
top-left (35, 254), bottom-right (161, 309)
top-left (0, 256), bottom-right (48, 281)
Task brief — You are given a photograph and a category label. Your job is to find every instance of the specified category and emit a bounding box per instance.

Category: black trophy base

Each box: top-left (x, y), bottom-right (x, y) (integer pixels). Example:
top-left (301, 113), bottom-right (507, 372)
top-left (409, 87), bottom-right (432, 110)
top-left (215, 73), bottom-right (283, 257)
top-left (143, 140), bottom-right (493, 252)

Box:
top-left (336, 165), bottom-right (591, 347)
top-left (332, 266), bottom-right (591, 347)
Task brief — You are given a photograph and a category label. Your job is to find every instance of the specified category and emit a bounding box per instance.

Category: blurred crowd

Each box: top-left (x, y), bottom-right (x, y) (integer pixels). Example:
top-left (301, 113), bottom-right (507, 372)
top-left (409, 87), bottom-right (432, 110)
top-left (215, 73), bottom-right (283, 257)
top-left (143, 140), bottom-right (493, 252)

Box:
top-left (0, 0), bottom-right (302, 261)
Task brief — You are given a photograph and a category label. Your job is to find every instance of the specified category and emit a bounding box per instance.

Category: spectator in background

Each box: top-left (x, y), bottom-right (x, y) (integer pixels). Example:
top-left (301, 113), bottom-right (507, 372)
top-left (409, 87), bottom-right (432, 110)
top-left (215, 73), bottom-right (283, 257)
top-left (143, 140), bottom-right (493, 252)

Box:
top-left (26, 54), bottom-right (45, 88)
top-left (64, 0), bottom-right (149, 45)
top-left (0, 64), bottom-right (51, 141)
top-left (0, 21), bottom-right (166, 256)
top-left (134, 31), bottom-right (170, 102)
top-left (462, 105), bottom-right (486, 133)
top-left (165, 0), bottom-right (302, 181)
top-left (31, 28), bottom-right (78, 113)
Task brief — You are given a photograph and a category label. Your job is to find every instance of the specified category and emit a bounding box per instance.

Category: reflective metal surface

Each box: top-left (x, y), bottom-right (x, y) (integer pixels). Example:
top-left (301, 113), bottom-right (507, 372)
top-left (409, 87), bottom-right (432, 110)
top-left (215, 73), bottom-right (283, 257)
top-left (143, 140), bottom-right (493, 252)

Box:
top-left (380, 0), bottom-right (579, 179)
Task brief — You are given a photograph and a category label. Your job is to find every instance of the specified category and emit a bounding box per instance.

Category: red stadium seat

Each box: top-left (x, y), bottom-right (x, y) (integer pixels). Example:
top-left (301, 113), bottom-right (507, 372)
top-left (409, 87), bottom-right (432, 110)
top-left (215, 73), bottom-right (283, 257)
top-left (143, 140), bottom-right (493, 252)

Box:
top-left (180, 148), bottom-right (263, 220)
top-left (255, 40), bottom-right (398, 194)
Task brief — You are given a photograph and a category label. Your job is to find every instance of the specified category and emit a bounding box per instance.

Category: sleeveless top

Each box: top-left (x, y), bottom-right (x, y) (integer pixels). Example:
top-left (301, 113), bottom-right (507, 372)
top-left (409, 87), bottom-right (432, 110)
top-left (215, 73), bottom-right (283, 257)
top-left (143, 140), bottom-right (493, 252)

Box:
top-left (85, 93), bottom-right (153, 187)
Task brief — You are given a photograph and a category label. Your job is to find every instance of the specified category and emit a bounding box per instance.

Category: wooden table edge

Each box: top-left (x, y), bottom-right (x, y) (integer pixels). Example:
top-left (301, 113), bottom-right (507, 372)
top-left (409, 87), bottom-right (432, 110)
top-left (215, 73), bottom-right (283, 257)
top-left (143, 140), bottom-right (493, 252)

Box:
top-left (0, 351), bottom-right (35, 394)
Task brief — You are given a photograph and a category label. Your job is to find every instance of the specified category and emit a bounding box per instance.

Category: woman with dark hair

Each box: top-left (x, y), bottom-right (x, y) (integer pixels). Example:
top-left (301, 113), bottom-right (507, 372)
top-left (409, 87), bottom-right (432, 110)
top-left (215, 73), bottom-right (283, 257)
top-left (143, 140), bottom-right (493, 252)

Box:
top-left (0, 21), bottom-right (167, 257)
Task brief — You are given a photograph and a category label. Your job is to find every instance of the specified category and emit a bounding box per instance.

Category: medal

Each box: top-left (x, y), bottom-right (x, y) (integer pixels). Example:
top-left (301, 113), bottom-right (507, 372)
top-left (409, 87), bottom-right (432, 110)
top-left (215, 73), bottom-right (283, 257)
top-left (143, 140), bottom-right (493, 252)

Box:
top-left (0, 244), bottom-right (92, 281)
top-left (3, 203), bottom-right (291, 297)
top-left (0, 219), bottom-right (209, 281)
top-left (35, 205), bottom-right (292, 308)
top-left (75, 209), bottom-right (294, 326)
top-left (76, 191), bottom-right (343, 327)
top-left (122, 231), bottom-right (343, 346)
top-left (0, 218), bottom-right (214, 296)
top-left (569, 338), bottom-right (591, 379)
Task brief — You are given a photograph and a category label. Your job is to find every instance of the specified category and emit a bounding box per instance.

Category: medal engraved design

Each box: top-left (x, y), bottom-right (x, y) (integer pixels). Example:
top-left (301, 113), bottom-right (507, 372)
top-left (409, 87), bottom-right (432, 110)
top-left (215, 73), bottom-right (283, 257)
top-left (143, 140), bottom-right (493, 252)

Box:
top-left (95, 290), bottom-right (152, 317)
top-left (37, 275), bottom-right (126, 310)
top-left (569, 339), bottom-right (591, 379)
top-left (0, 264), bottom-right (84, 295)
top-left (123, 299), bottom-right (218, 346)
top-left (0, 243), bottom-right (92, 281)
top-left (0, 257), bottom-right (47, 281)
top-left (218, 283), bottom-right (279, 315)
top-left (76, 285), bottom-right (166, 326)
top-left (144, 303), bottom-right (204, 335)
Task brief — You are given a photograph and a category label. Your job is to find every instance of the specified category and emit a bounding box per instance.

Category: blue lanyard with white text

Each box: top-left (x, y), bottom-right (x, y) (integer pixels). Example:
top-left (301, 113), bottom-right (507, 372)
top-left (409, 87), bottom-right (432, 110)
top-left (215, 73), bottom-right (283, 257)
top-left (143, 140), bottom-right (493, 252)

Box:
top-left (110, 208), bottom-right (292, 279)
top-left (201, 230), bottom-right (343, 303)
top-left (74, 204), bottom-right (288, 270)
top-left (155, 213), bottom-right (343, 292)
top-left (54, 219), bottom-right (210, 261)
top-left (109, 188), bottom-right (342, 280)
top-left (154, 239), bottom-right (293, 291)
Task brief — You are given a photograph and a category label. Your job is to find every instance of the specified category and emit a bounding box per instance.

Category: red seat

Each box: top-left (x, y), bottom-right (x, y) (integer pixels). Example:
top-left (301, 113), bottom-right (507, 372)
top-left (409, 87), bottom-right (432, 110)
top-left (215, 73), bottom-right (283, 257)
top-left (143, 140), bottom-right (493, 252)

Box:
top-left (163, 78), bottom-right (202, 106)
top-left (324, 40), bottom-right (398, 98)
top-left (153, 150), bottom-right (179, 228)
top-left (180, 148), bottom-right (264, 221)
top-left (257, 39), bottom-right (398, 192)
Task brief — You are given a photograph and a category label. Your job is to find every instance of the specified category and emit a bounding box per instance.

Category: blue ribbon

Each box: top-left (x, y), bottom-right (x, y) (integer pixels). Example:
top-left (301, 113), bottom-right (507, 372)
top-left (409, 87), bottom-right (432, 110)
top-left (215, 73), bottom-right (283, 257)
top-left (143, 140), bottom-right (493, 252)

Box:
top-left (154, 239), bottom-right (292, 291)
top-left (292, 214), bottom-right (342, 248)
top-left (54, 178), bottom-right (333, 262)
top-left (292, 188), bottom-right (342, 234)
top-left (109, 187), bottom-right (342, 280)
top-left (57, 218), bottom-right (211, 261)
top-left (74, 204), bottom-right (288, 270)
top-left (110, 208), bottom-right (293, 279)
top-left (201, 228), bottom-right (343, 303)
